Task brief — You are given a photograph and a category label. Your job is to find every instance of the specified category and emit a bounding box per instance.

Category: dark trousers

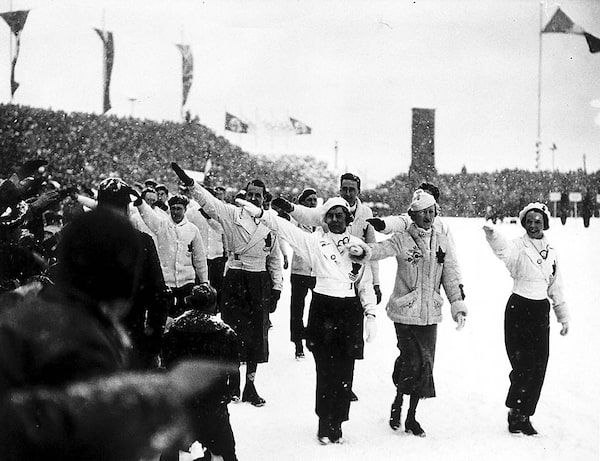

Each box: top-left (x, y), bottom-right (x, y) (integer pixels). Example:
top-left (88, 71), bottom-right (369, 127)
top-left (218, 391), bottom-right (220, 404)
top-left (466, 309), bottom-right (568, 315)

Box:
top-left (313, 351), bottom-right (355, 424)
top-left (208, 256), bottom-right (226, 307)
top-left (169, 283), bottom-right (195, 317)
top-left (504, 293), bottom-right (550, 416)
top-left (289, 274), bottom-right (315, 343)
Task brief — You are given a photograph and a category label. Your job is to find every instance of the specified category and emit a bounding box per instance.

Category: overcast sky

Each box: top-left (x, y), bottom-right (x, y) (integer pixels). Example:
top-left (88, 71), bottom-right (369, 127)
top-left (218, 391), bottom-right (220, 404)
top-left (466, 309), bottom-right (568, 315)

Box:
top-left (1, 0), bottom-right (599, 187)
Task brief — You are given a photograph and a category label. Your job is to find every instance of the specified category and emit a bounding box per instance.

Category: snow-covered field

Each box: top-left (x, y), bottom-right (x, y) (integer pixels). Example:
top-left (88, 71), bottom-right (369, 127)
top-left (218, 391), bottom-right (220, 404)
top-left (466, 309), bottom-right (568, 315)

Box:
top-left (203, 217), bottom-right (599, 461)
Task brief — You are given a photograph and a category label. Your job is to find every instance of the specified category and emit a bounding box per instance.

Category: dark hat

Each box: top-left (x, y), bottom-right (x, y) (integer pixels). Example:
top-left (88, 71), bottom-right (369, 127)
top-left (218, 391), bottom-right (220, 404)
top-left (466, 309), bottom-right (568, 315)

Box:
top-left (184, 283), bottom-right (217, 312)
top-left (55, 208), bottom-right (142, 303)
top-left (297, 187), bottom-right (317, 204)
top-left (97, 177), bottom-right (132, 208)
top-left (155, 184), bottom-right (169, 193)
top-left (168, 194), bottom-right (189, 207)
top-left (144, 178), bottom-right (158, 188)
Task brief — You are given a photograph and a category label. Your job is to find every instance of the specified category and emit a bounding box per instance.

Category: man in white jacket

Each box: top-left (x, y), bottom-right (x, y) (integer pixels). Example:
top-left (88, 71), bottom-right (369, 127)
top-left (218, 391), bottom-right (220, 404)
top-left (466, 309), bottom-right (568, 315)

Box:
top-left (236, 195), bottom-right (376, 445)
top-left (172, 163), bottom-right (283, 409)
top-left (134, 193), bottom-right (208, 316)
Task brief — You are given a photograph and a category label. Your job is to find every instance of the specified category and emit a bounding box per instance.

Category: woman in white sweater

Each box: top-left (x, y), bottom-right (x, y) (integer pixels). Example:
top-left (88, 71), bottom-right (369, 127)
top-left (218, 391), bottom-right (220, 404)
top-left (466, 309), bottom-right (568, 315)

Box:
top-left (236, 196), bottom-right (376, 445)
top-left (483, 202), bottom-right (569, 436)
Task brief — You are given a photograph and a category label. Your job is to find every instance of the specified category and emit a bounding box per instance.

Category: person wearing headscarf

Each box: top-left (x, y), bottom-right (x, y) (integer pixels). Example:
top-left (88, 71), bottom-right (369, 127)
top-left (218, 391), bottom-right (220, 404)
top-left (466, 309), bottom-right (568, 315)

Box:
top-left (235, 195), bottom-right (376, 445)
top-left (483, 202), bottom-right (569, 435)
top-left (368, 188), bottom-right (467, 437)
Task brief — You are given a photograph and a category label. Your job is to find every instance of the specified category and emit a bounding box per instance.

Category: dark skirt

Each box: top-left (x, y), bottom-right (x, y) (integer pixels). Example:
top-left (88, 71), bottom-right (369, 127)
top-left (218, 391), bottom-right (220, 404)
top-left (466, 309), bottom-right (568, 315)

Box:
top-left (392, 323), bottom-right (437, 398)
top-left (305, 292), bottom-right (364, 360)
top-left (221, 269), bottom-right (271, 363)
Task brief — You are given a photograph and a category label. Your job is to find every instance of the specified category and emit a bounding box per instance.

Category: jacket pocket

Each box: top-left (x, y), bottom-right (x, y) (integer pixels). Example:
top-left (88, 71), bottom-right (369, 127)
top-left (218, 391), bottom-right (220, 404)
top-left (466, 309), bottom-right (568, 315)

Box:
top-left (388, 290), bottom-right (419, 319)
top-left (432, 290), bottom-right (444, 315)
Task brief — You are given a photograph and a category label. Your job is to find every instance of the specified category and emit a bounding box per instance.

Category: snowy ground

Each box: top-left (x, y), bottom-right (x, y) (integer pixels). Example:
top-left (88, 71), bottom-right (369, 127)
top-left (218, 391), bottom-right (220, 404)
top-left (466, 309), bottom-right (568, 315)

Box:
top-left (194, 217), bottom-right (599, 461)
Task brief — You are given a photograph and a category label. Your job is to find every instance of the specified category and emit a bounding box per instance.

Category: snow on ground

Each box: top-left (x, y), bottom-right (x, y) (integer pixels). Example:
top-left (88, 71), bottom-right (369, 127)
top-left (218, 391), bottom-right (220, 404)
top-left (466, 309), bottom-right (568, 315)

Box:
top-left (199, 217), bottom-right (599, 461)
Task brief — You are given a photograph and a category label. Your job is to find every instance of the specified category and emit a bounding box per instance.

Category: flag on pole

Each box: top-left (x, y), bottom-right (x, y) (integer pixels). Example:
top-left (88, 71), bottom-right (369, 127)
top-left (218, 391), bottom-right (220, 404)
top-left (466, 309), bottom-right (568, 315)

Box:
top-left (290, 117), bottom-right (312, 134)
top-left (0, 10), bottom-right (30, 97)
top-left (94, 28), bottom-right (114, 113)
top-left (225, 112), bottom-right (248, 133)
top-left (542, 8), bottom-right (600, 54)
top-left (175, 44), bottom-right (193, 108)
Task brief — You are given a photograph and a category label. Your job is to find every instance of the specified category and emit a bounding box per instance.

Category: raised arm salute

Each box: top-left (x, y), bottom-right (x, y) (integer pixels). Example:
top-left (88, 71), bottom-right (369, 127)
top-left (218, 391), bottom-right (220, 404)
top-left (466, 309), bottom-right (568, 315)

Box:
top-left (483, 202), bottom-right (569, 436)
top-left (236, 196), bottom-right (375, 445)
top-left (172, 162), bottom-right (283, 408)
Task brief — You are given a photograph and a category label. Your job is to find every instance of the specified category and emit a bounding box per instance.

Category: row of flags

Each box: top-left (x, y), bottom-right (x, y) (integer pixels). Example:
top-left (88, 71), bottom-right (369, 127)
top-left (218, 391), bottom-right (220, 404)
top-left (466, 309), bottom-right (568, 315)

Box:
top-left (0, 7), bottom-right (597, 115)
top-left (225, 113), bottom-right (312, 135)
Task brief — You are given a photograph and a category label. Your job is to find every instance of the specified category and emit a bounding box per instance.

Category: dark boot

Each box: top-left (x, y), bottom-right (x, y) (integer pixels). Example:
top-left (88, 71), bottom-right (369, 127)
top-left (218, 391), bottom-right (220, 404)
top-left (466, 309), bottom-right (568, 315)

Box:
top-left (294, 341), bottom-right (305, 359)
top-left (508, 409), bottom-right (538, 436)
top-left (317, 418), bottom-right (330, 445)
top-left (242, 381), bottom-right (266, 407)
top-left (389, 397), bottom-right (402, 431)
top-left (328, 420), bottom-right (344, 444)
top-left (405, 412), bottom-right (426, 437)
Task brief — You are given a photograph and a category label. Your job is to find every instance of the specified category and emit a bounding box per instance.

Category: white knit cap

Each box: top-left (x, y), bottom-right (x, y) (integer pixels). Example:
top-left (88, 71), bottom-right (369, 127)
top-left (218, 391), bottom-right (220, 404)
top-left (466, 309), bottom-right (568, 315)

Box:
top-left (408, 189), bottom-right (436, 212)
top-left (321, 197), bottom-right (351, 222)
top-left (518, 202), bottom-right (551, 230)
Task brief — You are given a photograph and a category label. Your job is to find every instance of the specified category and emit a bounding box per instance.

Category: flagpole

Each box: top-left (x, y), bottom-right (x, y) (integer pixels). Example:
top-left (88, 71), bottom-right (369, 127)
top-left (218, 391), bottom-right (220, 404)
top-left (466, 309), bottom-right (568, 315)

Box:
top-left (180, 25), bottom-right (185, 121)
top-left (101, 8), bottom-right (106, 114)
top-left (536, 0), bottom-right (543, 170)
top-left (7, 0), bottom-right (14, 103)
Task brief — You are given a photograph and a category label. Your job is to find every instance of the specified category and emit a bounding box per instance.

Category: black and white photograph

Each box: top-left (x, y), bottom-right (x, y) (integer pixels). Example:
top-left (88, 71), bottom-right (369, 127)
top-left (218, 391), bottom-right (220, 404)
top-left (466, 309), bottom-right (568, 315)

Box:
top-left (0, 0), bottom-right (598, 460)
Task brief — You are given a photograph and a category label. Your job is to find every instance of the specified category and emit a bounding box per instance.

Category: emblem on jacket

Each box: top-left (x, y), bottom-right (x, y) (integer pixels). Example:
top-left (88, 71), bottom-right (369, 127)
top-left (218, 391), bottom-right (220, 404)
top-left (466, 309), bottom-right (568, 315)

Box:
top-left (349, 262), bottom-right (362, 282)
top-left (436, 247), bottom-right (445, 264)
top-left (406, 247), bottom-right (422, 265)
top-left (264, 233), bottom-right (272, 250)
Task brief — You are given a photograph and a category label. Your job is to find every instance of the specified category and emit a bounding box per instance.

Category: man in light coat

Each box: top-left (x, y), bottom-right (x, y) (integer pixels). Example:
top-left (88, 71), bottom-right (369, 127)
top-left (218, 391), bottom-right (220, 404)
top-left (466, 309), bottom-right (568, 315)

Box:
top-left (135, 193), bottom-right (208, 316)
top-left (172, 163), bottom-right (283, 408)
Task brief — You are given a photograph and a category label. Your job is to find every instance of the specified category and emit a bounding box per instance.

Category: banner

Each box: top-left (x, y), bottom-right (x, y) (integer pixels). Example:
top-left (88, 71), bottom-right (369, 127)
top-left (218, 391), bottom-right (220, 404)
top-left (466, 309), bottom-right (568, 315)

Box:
top-left (542, 8), bottom-right (600, 53)
top-left (94, 28), bottom-right (114, 113)
top-left (225, 112), bottom-right (248, 133)
top-left (176, 44), bottom-right (193, 108)
top-left (290, 117), bottom-right (312, 135)
top-left (0, 10), bottom-right (30, 97)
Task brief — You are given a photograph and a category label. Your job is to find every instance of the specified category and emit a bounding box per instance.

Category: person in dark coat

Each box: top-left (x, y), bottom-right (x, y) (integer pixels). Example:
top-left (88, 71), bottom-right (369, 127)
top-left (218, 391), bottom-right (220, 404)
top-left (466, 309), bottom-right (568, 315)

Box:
top-left (559, 192), bottom-right (569, 225)
top-left (96, 177), bottom-right (171, 369)
top-left (0, 209), bottom-right (226, 461)
top-left (581, 189), bottom-right (595, 228)
top-left (161, 283), bottom-right (240, 461)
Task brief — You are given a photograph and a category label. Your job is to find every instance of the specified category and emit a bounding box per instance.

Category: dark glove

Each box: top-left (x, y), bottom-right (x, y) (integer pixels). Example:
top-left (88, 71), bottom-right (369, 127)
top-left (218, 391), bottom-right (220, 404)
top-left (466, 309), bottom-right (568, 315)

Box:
top-left (270, 289), bottom-right (281, 313)
top-left (171, 162), bottom-right (194, 187)
top-left (199, 208), bottom-right (212, 220)
top-left (366, 218), bottom-right (386, 232)
top-left (271, 197), bottom-right (294, 214)
top-left (16, 159), bottom-right (47, 180)
top-left (125, 186), bottom-right (143, 206)
top-left (276, 209), bottom-right (291, 221)
top-left (374, 284), bottom-right (382, 304)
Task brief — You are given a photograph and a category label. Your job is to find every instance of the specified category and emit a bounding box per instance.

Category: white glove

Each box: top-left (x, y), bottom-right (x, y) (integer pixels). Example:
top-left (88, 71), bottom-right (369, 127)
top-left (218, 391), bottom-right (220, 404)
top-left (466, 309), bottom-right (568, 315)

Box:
top-left (364, 315), bottom-right (377, 342)
top-left (455, 312), bottom-right (466, 331)
top-left (345, 240), bottom-right (371, 262)
top-left (235, 198), bottom-right (263, 218)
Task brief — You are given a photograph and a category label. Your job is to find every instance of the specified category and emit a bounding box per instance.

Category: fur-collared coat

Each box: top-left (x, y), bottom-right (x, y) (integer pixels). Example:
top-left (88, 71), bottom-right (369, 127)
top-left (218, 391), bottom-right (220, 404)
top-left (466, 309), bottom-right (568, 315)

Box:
top-left (370, 224), bottom-right (467, 325)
